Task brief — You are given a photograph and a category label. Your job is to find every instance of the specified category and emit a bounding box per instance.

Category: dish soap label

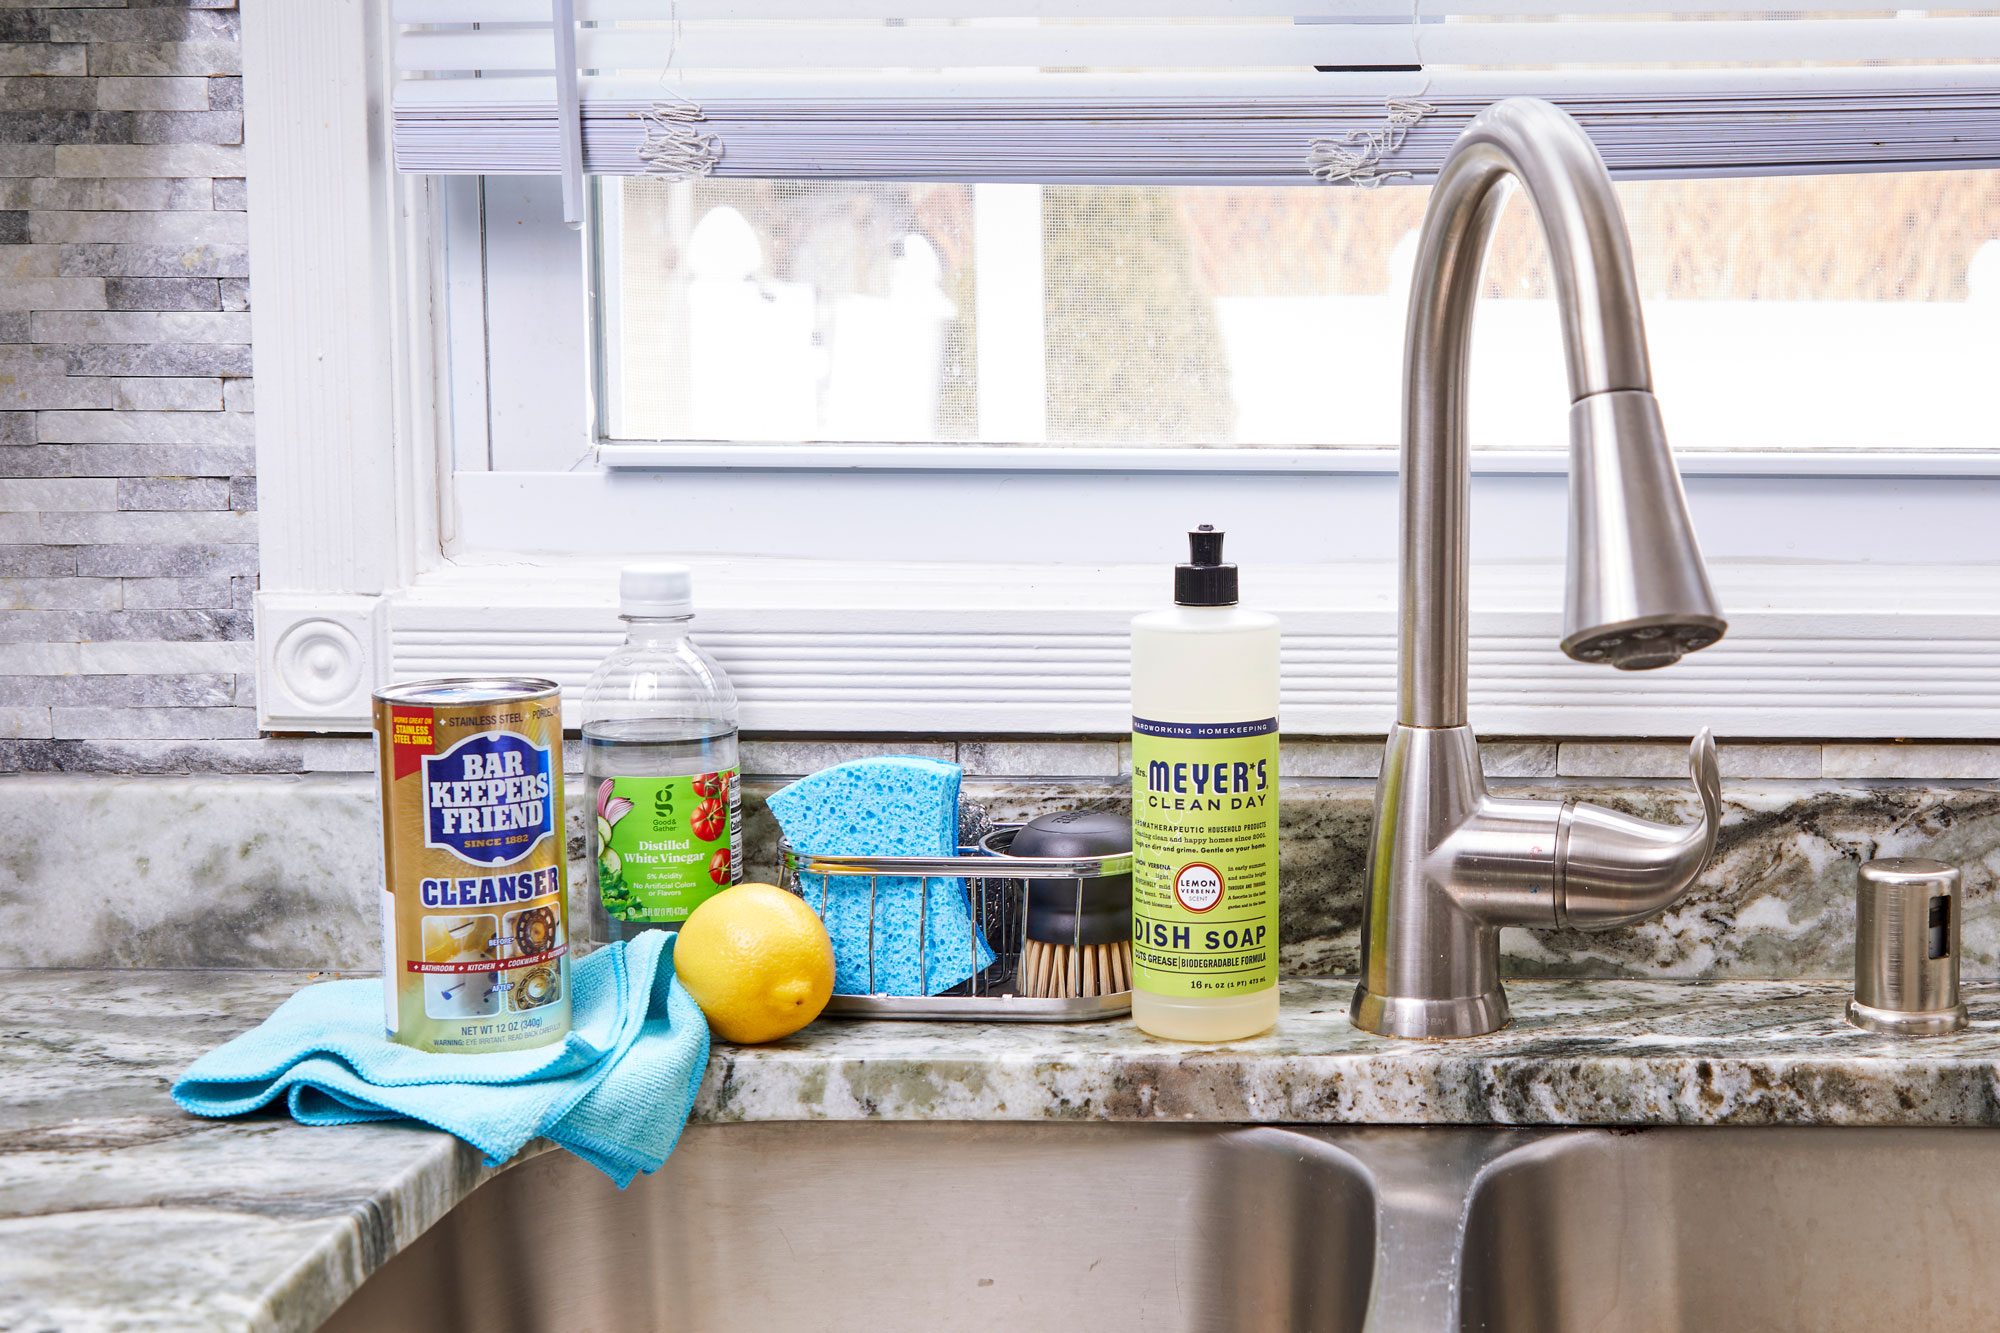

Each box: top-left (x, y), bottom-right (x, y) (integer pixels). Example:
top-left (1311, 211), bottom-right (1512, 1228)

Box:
top-left (595, 769), bottom-right (739, 925)
top-left (1130, 716), bottom-right (1279, 998)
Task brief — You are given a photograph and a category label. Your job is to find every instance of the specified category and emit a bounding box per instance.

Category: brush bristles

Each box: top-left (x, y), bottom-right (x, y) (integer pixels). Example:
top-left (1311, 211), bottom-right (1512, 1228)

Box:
top-left (1018, 938), bottom-right (1133, 999)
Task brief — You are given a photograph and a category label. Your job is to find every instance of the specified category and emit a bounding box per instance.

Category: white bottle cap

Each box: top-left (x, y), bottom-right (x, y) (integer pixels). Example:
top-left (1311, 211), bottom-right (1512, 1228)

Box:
top-left (619, 563), bottom-right (695, 618)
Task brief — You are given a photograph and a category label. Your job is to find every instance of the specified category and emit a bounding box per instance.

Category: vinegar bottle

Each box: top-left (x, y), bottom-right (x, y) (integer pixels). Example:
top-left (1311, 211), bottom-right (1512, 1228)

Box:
top-left (1129, 527), bottom-right (1281, 1041)
top-left (582, 564), bottom-right (741, 945)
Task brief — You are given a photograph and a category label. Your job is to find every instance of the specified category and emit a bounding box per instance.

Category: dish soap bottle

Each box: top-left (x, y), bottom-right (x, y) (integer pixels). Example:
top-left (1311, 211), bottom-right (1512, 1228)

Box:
top-left (583, 563), bottom-right (741, 944)
top-left (1129, 526), bottom-right (1280, 1041)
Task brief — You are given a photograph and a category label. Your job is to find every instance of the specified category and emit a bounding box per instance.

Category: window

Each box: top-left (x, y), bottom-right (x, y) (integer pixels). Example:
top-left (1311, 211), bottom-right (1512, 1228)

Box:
top-left (586, 172), bottom-right (2000, 454)
top-left (244, 4), bottom-right (2000, 738)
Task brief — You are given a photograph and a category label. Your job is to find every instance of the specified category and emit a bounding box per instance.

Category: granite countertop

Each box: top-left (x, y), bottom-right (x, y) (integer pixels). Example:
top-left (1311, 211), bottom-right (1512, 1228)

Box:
top-left (10, 970), bottom-right (2000, 1332)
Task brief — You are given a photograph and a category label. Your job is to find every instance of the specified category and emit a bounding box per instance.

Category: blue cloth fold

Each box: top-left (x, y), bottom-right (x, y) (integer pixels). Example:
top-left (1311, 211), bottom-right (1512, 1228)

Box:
top-left (171, 932), bottom-right (709, 1188)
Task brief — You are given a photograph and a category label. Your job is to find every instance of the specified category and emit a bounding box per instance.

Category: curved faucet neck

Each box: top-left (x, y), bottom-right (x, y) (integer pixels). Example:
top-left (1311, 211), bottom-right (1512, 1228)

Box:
top-left (1397, 99), bottom-right (1655, 728)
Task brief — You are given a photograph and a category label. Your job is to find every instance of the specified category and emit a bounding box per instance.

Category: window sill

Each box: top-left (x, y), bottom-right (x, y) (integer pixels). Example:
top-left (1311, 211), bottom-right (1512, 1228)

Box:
top-left (258, 555), bottom-right (2000, 738)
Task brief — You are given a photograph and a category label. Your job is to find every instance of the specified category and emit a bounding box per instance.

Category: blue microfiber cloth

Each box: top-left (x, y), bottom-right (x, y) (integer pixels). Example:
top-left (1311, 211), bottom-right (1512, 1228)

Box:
top-left (768, 756), bottom-right (994, 996)
top-left (170, 932), bottom-right (708, 1189)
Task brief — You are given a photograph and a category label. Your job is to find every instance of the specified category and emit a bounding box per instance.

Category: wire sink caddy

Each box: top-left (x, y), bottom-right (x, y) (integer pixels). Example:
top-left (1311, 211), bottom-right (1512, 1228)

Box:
top-left (778, 826), bottom-right (1132, 1021)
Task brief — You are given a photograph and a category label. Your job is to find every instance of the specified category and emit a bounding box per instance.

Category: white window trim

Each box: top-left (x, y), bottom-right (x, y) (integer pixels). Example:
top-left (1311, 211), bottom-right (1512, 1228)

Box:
top-left (245, 0), bottom-right (2000, 740)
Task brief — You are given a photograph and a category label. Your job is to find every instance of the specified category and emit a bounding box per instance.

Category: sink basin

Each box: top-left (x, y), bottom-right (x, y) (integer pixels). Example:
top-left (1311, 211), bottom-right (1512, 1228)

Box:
top-left (1458, 1128), bottom-right (2000, 1332)
top-left (322, 1122), bottom-right (1377, 1333)
top-left (326, 1123), bottom-right (2000, 1333)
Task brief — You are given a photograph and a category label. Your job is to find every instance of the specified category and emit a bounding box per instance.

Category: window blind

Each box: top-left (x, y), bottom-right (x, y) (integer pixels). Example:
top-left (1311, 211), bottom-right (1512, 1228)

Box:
top-left (392, 0), bottom-right (2000, 200)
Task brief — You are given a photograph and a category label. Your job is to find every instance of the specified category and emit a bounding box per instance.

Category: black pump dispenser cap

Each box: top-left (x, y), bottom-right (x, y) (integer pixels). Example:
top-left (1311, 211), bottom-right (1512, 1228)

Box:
top-left (1175, 524), bottom-right (1238, 606)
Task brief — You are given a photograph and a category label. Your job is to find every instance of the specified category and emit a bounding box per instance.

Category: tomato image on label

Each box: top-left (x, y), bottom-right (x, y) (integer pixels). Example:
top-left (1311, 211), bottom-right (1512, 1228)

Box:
top-left (690, 796), bottom-right (727, 842)
top-left (1174, 862), bottom-right (1225, 913)
top-left (708, 847), bottom-right (733, 885)
top-left (693, 771), bottom-right (724, 798)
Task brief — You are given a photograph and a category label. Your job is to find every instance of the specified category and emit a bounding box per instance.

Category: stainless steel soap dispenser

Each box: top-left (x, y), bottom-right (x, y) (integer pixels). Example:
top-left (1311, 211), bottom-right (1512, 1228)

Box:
top-left (1847, 857), bottom-right (1968, 1037)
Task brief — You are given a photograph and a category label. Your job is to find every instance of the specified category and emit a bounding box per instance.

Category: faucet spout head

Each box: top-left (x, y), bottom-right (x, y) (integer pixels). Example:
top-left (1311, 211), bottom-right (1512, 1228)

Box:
top-left (1562, 389), bottom-right (1727, 670)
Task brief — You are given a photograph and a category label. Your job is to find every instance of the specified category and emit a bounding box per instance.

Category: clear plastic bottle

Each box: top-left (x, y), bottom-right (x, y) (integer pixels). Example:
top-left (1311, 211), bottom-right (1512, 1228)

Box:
top-left (582, 564), bottom-right (741, 945)
top-left (1129, 527), bottom-right (1281, 1042)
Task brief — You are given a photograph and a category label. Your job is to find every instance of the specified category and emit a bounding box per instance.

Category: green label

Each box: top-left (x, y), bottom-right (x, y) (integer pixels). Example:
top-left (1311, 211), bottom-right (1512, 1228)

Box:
top-left (594, 770), bottom-right (738, 924)
top-left (1129, 717), bottom-right (1279, 998)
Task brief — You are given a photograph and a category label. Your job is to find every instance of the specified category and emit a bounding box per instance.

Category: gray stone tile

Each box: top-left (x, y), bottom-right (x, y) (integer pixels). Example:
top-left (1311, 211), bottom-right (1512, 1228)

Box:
top-left (230, 573), bottom-right (254, 608)
top-left (0, 110), bottom-right (132, 144)
top-left (0, 278), bottom-right (107, 311)
top-left (71, 540), bottom-right (255, 576)
top-left (221, 378), bottom-right (249, 411)
top-left (211, 176), bottom-right (244, 211)
top-left (51, 142), bottom-right (240, 178)
top-left (1560, 741), bottom-right (1825, 780)
top-left (0, 244), bottom-right (59, 280)
top-left (51, 704), bottom-right (260, 740)
top-left (104, 276), bottom-right (218, 310)
top-left (29, 210), bottom-right (246, 245)
top-left (0, 737), bottom-right (298, 773)
top-left (0, 575), bottom-right (119, 610)
top-left (1281, 741), bottom-right (1381, 779)
top-left (217, 275), bottom-right (246, 310)
top-left (0, 145), bottom-right (56, 174)
top-left (0, 672), bottom-right (234, 707)
top-left (1824, 744), bottom-right (2000, 781)
top-left (958, 740), bottom-right (1122, 778)
top-left (0, 43), bottom-right (84, 77)
top-left (1482, 742), bottom-right (1561, 778)
top-left (3, 442), bottom-right (253, 477)
top-left (59, 242), bottom-right (249, 279)
top-left (119, 575), bottom-right (231, 609)
top-left (739, 738), bottom-right (956, 778)
top-left (133, 109), bottom-right (241, 145)
top-left (117, 475), bottom-right (227, 510)
top-left (31, 177), bottom-right (211, 211)
top-left (0, 409), bottom-right (29, 443)
top-left (0, 75), bottom-right (94, 110)
top-left (0, 607), bottom-right (250, 643)
top-left (0, 641), bottom-right (79, 673)
top-left (0, 546), bottom-right (76, 576)
top-left (66, 342), bottom-right (252, 377)
top-left (0, 209), bottom-right (24, 244)
top-left (227, 474), bottom-right (253, 510)
top-left (84, 41), bottom-right (241, 78)
top-left (300, 735), bottom-right (378, 772)
top-left (35, 508), bottom-right (256, 545)
top-left (113, 377), bottom-right (224, 411)
top-left (47, 7), bottom-right (237, 42)
top-left (0, 475), bottom-right (117, 509)
top-left (96, 76), bottom-right (212, 112)
top-left (77, 638), bottom-right (252, 672)
top-left (37, 408), bottom-right (251, 443)
top-left (0, 309), bottom-right (26, 341)
top-left (0, 704), bottom-right (50, 738)
top-left (207, 76), bottom-right (241, 112)
top-left (36, 306), bottom-right (246, 340)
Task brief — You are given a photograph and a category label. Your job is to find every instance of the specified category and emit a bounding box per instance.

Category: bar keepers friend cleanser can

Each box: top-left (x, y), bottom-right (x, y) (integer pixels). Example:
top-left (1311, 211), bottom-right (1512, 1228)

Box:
top-left (1129, 527), bottom-right (1281, 1042)
top-left (374, 678), bottom-right (573, 1052)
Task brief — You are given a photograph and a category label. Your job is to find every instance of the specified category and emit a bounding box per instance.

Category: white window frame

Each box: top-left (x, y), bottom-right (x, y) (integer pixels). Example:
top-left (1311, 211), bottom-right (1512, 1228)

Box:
top-left (246, 0), bottom-right (2000, 740)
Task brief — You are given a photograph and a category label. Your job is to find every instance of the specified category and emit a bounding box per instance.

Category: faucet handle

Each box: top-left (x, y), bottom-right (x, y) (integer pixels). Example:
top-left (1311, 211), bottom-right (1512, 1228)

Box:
top-left (1555, 726), bottom-right (1721, 931)
top-left (1687, 726), bottom-right (1721, 865)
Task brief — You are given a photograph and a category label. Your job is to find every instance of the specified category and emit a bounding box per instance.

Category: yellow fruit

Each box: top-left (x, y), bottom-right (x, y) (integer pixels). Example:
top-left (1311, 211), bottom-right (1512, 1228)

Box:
top-left (674, 882), bottom-right (835, 1044)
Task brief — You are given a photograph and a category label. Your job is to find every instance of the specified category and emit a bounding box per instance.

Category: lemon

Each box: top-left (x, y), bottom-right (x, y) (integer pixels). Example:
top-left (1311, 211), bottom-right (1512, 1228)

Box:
top-left (674, 882), bottom-right (835, 1044)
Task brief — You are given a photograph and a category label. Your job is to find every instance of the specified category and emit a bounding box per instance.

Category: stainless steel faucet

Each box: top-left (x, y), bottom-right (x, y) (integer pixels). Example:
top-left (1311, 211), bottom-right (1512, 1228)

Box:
top-left (1350, 99), bottom-right (1728, 1040)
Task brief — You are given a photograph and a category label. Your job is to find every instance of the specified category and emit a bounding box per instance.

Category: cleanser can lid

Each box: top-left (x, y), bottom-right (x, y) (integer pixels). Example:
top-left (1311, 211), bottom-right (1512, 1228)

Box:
top-left (620, 562), bottom-right (695, 618)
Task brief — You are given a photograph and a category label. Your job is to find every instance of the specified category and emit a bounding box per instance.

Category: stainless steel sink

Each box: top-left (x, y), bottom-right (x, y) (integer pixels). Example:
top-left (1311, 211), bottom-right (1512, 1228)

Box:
top-left (323, 1122), bottom-right (1378, 1333)
top-left (325, 1124), bottom-right (2000, 1333)
top-left (1458, 1127), bottom-right (2000, 1332)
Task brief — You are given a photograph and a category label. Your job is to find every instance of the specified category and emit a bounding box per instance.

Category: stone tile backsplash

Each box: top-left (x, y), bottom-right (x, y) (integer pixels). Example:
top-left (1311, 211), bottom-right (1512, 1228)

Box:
top-left (0, 1), bottom-right (277, 774)
top-left (7, 769), bottom-right (1999, 982)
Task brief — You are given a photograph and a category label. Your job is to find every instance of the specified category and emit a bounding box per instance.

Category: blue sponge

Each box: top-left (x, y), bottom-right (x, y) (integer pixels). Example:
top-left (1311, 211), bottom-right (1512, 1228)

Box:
top-left (768, 756), bottom-right (994, 997)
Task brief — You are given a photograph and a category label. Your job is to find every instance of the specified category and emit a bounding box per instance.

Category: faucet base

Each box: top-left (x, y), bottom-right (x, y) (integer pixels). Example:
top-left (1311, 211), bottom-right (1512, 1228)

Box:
top-left (1350, 985), bottom-right (1511, 1041)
